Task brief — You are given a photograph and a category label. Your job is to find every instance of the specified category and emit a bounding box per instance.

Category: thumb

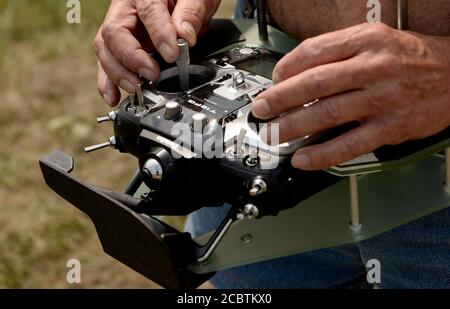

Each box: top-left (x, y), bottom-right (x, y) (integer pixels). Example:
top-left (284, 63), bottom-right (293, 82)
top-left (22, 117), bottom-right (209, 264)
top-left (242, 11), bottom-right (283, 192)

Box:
top-left (172, 0), bottom-right (220, 46)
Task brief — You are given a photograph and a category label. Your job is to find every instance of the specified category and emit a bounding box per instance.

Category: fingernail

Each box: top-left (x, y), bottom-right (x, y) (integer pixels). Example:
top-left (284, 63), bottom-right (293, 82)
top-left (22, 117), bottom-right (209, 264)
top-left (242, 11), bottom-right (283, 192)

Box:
top-left (159, 42), bottom-right (176, 63)
top-left (103, 93), bottom-right (112, 107)
top-left (292, 154), bottom-right (311, 169)
top-left (119, 79), bottom-right (134, 93)
top-left (272, 72), bottom-right (281, 84)
top-left (138, 68), bottom-right (154, 81)
top-left (181, 21), bottom-right (196, 45)
top-left (252, 99), bottom-right (271, 119)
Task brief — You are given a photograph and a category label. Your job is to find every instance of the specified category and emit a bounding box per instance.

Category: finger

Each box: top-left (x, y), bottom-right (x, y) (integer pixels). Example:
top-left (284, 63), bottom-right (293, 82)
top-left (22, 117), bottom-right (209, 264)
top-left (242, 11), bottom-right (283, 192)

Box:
top-left (291, 120), bottom-right (388, 170)
top-left (101, 22), bottom-right (160, 81)
top-left (273, 23), bottom-right (370, 83)
top-left (252, 58), bottom-right (368, 119)
top-left (98, 65), bottom-right (121, 107)
top-left (136, 0), bottom-right (179, 63)
top-left (265, 90), bottom-right (377, 144)
top-left (172, 0), bottom-right (219, 46)
top-left (95, 36), bottom-right (141, 94)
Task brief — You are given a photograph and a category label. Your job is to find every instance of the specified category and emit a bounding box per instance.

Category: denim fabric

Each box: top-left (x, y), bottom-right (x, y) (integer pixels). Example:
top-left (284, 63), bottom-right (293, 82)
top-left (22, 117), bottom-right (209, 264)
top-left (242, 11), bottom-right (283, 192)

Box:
top-left (234, 0), bottom-right (257, 19)
top-left (185, 205), bottom-right (450, 288)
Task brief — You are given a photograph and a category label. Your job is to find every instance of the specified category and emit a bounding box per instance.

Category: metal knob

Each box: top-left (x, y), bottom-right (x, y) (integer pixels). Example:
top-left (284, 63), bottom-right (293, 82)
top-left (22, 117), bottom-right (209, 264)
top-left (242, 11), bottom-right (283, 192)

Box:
top-left (142, 158), bottom-right (163, 182)
top-left (135, 83), bottom-right (144, 108)
top-left (164, 101), bottom-right (182, 120)
top-left (177, 38), bottom-right (190, 91)
top-left (129, 93), bottom-right (136, 106)
top-left (249, 178), bottom-right (267, 196)
top-left (191, 113), bottom-right (208, 132)
top-left (237, 204), bottom-right (260, 220)
top-left (239, 47), bottom-right (255, 55)
top-left (96, 111), bottom-right (117, 123)
top-left (84, 136), bottom-right (116, 153)
top-left (232, 71), bottom-right (246, 89)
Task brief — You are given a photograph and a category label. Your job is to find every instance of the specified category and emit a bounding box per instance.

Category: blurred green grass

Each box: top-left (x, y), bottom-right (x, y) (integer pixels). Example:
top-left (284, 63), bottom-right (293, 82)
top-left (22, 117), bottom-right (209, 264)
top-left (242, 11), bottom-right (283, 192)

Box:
top-left (1, 0), bottom-right (196, 289)
top-left (0, 0), bottom-right (109, 70)
top-left (0, 0), bottom-right (234, 288)
top-left (0, 0), bottom-right (154, 288)
top-left (1, 0), bottom-right (109, 39)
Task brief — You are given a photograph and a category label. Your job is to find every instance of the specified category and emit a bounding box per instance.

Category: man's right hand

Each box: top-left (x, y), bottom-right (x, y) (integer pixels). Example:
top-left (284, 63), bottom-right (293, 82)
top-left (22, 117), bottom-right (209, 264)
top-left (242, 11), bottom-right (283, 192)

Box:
top-left (94, 0), bottom-right (220, 107)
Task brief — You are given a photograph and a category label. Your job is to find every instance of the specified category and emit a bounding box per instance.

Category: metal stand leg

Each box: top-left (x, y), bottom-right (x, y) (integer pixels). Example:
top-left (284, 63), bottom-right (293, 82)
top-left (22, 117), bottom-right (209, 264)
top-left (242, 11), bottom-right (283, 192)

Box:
top-left (445, 148), bottom-right (450, 193)
top-left (397, 0), bottom-right (408, 30)
top-left (256, 0), bottom-right (268, 42)
top-left (349, 175), bottom-right (362, 231)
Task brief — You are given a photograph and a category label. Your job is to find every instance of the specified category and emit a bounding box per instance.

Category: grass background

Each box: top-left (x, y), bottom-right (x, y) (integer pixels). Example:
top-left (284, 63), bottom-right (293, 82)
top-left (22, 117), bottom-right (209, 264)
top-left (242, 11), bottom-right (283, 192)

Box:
top-left (0, 0), bottom-right (234, 288)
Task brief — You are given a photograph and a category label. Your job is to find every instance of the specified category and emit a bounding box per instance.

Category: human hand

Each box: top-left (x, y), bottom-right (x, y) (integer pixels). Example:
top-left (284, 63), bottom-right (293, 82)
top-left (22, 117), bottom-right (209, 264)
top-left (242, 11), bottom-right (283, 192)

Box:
top-left (94, 0), bottom-right (220, 106)
top-left (251, 23), bottom-right (450, 170)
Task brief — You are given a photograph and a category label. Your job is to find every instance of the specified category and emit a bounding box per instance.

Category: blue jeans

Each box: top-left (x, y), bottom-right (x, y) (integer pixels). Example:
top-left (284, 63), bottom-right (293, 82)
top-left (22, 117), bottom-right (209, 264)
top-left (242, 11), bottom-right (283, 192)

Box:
top-left (185, 205), bottom-right (450, 288)
top-left (233, 0), bottom-right (256, 19)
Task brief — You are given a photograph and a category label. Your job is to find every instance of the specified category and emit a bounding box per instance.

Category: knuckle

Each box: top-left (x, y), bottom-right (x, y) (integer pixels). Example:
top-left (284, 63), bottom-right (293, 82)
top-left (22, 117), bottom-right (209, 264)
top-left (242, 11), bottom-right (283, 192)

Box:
top-left (317, 101), bottom-right (341, 126)
top-left (377, 118), bottom-right (391, 134)
top-left (365, 22), bottom-right (392, 39)
top-left (206, 0), bottom-right (221, 18)
top-left (271, 85), bottom-right (283, 100)
top-left (97, 84), bottom-right (104, 96)
top-left (93, 36), bottom-right (102, 54)
top-left (299, 38), bottom-right (314, 52)
top-left (179, 7), bottom-right (204, 26)
top-left (98, 62), bottom-right (119, 84)
top-left (97, 73), bottom-right (106, 94)
top-left (309, 70), bottom-right (328, 95)
top-left (138, 0), bottom-right (167, 29)
top-left (313, 150), bottom-right (331, 168)
top-left (370, 53), bottom-right (398, 75)
top-left (342, 136), bottom-right (362, 158)
top-left (139, 0), bottom-right (165, 16)
top-left (296, 38), bottom-right (315, 60)
top-left (355, 23), bottom-right (369, 32)
top-left (390, 84), bottom-right (406, 103)
top-left (282, 113), bottom-right (298, 137)
top-left (378, 82), bottom-right (404, 105)
top-left (267, 89), bottom-right (282, 110)
top-left (365, 91), bottom-right (386, 115)
top-left (375, 117), bottom-right (395, 141)
top-left (121, 47), bottom-right (137, 65)
top-left (101, 22), bottom-right (119, 44)
top-left (273, 58), bottom-right (292, 82)
top-left (346, 28), bottom-right (365, 52)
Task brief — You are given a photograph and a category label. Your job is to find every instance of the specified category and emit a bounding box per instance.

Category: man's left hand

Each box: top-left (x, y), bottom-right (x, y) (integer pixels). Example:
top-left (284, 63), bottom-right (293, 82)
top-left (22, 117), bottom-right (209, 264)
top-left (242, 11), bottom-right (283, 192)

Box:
top-left (251, 23), bottom-right (450, 170)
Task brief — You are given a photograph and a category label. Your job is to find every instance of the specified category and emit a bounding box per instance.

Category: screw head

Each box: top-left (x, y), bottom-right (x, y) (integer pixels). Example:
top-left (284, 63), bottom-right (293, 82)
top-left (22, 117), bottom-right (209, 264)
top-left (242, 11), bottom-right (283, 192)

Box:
top-left (240, 233), bottom-right (254, 245)
top-left (143, 158), bottom-right (163, 181)
top-left (243, 204), bottom-right (259, 219)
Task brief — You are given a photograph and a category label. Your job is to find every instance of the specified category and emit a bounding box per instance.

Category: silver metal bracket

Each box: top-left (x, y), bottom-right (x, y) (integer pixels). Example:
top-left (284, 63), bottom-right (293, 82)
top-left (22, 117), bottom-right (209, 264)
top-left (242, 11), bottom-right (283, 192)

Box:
top-left (349, 175), bottom-right (362, 232)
